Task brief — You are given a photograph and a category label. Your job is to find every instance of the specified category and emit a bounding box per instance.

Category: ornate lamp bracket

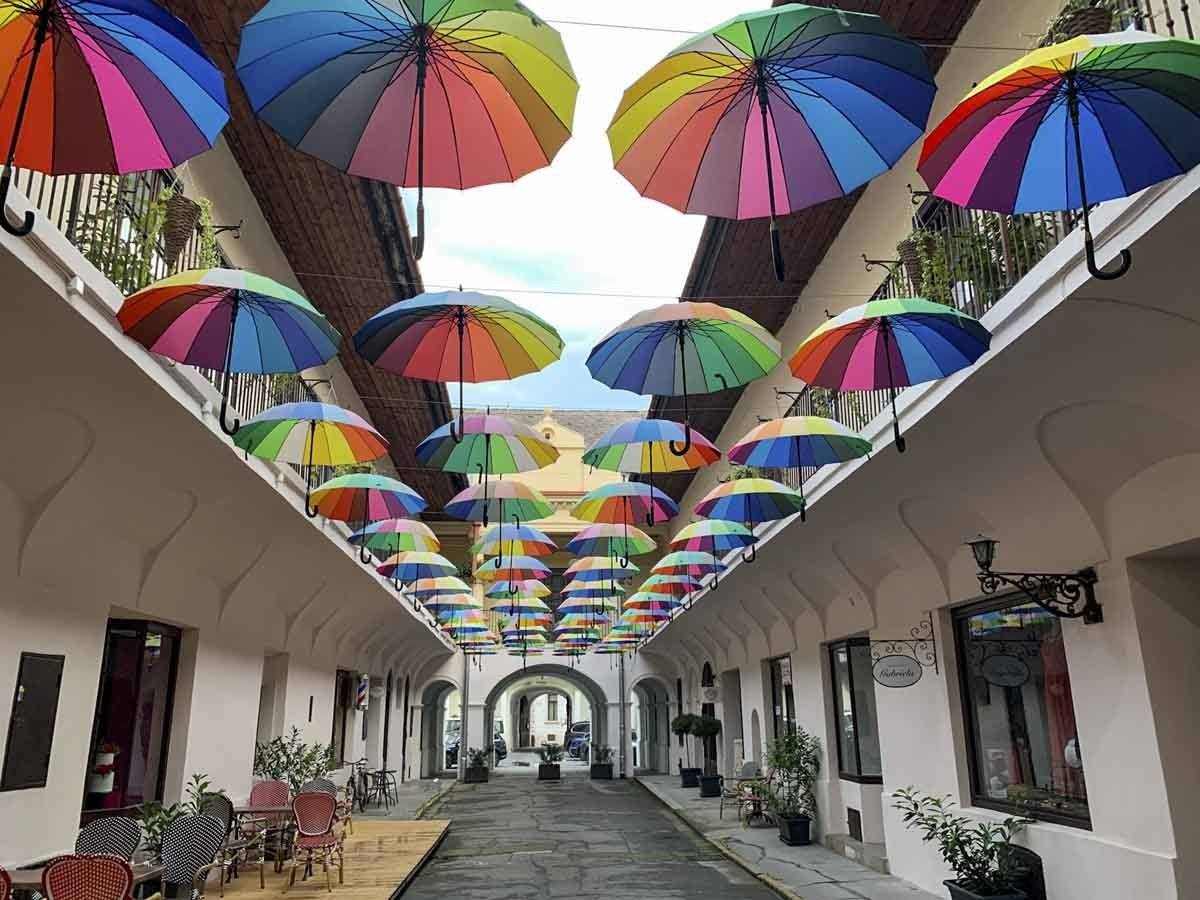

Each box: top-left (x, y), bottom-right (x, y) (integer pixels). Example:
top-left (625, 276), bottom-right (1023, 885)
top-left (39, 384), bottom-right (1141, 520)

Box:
top-left (870, 611), bottom-right (938, 674)
top-left (862, 254), bottom-right (900, 274)
top-left (977, 568), bottom-right (1102, 625)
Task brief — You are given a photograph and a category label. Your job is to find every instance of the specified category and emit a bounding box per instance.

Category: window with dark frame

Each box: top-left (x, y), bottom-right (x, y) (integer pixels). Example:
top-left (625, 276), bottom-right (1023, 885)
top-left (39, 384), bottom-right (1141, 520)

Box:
top-left (2, 653), bottom-right (65, 791)
top-left (767, 655), bottom-right (796, 739)
top-left (954, 594), bottom-right (1090, 828)
top-left (828, 639), bottom-right (882, 783)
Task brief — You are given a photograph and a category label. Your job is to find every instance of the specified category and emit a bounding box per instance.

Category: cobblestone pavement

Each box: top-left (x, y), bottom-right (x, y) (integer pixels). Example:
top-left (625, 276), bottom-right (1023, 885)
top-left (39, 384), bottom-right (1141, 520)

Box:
top-left (404, 772), bottom-right (779, 899)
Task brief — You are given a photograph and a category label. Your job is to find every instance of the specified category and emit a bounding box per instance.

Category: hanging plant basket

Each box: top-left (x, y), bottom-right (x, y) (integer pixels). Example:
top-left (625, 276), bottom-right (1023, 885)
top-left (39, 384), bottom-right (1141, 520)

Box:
top-left (162, 191), bottom-right (202, 269)
top-left (1048, 7), bottom-right (1113, 43)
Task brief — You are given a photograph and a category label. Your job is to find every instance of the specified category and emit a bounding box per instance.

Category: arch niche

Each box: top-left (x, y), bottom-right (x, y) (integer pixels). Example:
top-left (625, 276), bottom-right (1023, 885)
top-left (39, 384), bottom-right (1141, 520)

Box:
top-left (631, 675), bottom-right (672, 775)
top-left (482, 664), bottom-right (611, 761)
top-left (419, 678), bottom-right (459, 778)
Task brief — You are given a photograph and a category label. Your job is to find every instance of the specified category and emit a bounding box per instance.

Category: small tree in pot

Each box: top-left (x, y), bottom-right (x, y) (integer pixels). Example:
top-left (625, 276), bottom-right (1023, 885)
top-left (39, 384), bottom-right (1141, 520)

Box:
top-left (692, 716), bottom-right (723, 797)
top-left (893, 789), bottom-right (1030, 900)
top-left (537, 742), bottom-right (564, 781)
top-left (464, 747), bottom-right (489, 784)
top-left (589, 744), bottom-right (614, 780)
top-left (671, 713), bottom-right (701, 787)
top-left (766, 728), bottom-right (821, 846)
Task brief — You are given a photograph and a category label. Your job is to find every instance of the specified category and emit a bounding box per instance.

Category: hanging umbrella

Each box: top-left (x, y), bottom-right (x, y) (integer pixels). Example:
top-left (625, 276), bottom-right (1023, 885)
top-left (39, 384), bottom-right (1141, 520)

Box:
top-left (487, 595), bottom-right (551, 616)
top-left (919, 30), bottom-right (1200, 280)
top-left (0, 0), bottom-right (228, 237)
top-left (654, 551), bottom-right (725, 578)
top-left (444, 480), bottom-right (553, 528)
top-left (486, 580), bottom-right (552, 600)
top-left (729, 416), bottom-right (871, 520)
top-left (608, 4), bottom-right (934, 280)
top-left (356, 292), bottom-right (563, 442)
top-left (560, 581), bottom-right (623, 600)
top-left (473, 523), bottom-right (557, 558)
top-left (641, 574), bottom-right (703, 597)
top-left (565, 523), bottom-right (656, 559)
top-left (573, 482), bottom-right (679, 529)
top-left (378, 551), bottom-right (458, 585)
top-left (583, 418), bottom-right (721, 473)
top-left (622, 606), bottom-right (674, 625)
top-left (694, 477), bottom-right (805, 563)
top-left (309, 473), bottom-right (427, 523)
top-left (474, 555), bottom-right (551, 583)
top-left (788, 298), bottom-right (992, 452)
top-left (625, 592), bottom-right (682, 611)
top-left (422, 593), bottom-right (479, 616)
top-left (119, 270), bottom-right (341, 436)
top-left (408, 576), bottom-right (473, 599)
top-left (564, 556), bottom-right (639, 582)
top-left (238, 0), bottom-right (577, 258)
top-left (587, 303), bottom-right (780, 454)
top-left (350, 519), bottom-right (440, 563)
top-left (669, 520), bottom-right (756, 556)
top-left (231, 402), bottom-right (388, 515)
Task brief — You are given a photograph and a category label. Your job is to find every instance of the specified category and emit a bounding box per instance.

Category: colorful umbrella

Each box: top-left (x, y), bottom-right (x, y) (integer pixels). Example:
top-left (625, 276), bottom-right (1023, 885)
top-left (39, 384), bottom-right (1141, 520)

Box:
top-left (573, 482), bottom-right (679, 529)
top-left (694, 477), bottom-right (805, 563)
top-left (565, 523), bottom-right (656, 560)
top-left (309, 473), bottom-right (427, 524)
top-left (560, 580), bottom-right (623, 600)
top-left (356, 291), bottom-right (563, 441)
top-left (640, 573), bottom-right (703, 597)
top-left (919, 30), bottom-right (1200, 280)
top-left (408, 576), bottom-right (473, 599)
top-left (473, 523), bottom-right (557, 558)
top-left (238, 0), bottom-right (577, 257)
top-left (653, 551), bottom-right (725, 578)
top-left (474, 555), bottom-right (551, 583)
top-left (669, 520), bottom-right (756, 556)
top-left (0, 0), bottom-right (228, 237)
top-left (444, 480), bottom-right (553, 527)
top-left (487, 595), bottom-right (551, 616)
top-left (625, 592), bottom-right (682, 611)
top-left (231, 402), bottom-right (388, 514)
top-left (583, 418), bottom-right (721, 473)
top-left (422, 593), bottom-right (479, 615)
top-left (119, 269), bottom-right (341, 436)
top-left (608, 5), bottom-right (934, 280)
top-left (486, 579), bottom-right (552, 600)
top-left (788, 298), bottom-right (992, 452)
top-left (587, 303), bottom-right (781, 454)
top-left (729, 416), bottom-right (872, 520)
top-left (350, 519), bottom-right (440, 561)
top-left (564, 556), bottom-right (639, 582)
top-left (378, 551), bottom-right (458, 585)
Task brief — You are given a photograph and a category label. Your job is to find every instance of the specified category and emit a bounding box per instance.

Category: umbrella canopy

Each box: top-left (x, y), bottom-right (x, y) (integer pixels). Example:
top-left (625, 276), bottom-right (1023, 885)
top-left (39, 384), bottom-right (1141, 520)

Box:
top-left (729, 416), bottom-right (872, 520)
top-left (486, 595), bottom-right (551, 616)
top-left (573, 482), bottom-right (679, 528)
top-left (354, 291), bottom-right (563, 436)
top-left (587, 303), bottom-right (780, 454)
top-left (350, 519), bottom-right (440, 555)
top-left (583, 418), bottom-right (721, 474)
top-left (444, 479), bottom-right (553, 527)
top-left (408, 576), bottom-right (473, 599)
top-left (0, 0), bottom-right (228, 238)
top-left (608, 4), bottom-right (934, 279)
top-left (654, 550), bottom-right (725, 578)
top-left (560, 580), bottom-right (624, 600)
top-left (919, 30), bottom-right (1200, 280)
top-left (378, 551), bottom-right (458, 583)
top-left (640, 573), bottom-right (703, 597)
top-left (473, 523), bottom-right (557, 558)
top-left (417, 414), bottom-right (559, 474)
top-left (238, 0), bottom-right (577, 256)
top-left (119, 269), bottom-right (341, 436)
top-left (788, 298), bottom-right (992, 452)
top-left (474, 555), bottom-right (551, 583)
top-left (695, 477), bottom-right (805, 528)
top-left (564, 556), bottom-right (639, 582)
top-left (565, 523), bottom-right (656, 559)
top-left (309, 474), bottom-right (427, 524)
top-left (557, 596), bottom-right (620, 615)
top-left (486, 580), bottom-right (552, 600)
top-left (231, 402), bottom-right (388, 513)
top-left (625, 592), bottom-right (682, 611)
top-left (422, 593), bottom-right (479, 615)
top-left (669, 520), bottom-right (756, 555)
top-left (623, 606), bottom-right (673, 625)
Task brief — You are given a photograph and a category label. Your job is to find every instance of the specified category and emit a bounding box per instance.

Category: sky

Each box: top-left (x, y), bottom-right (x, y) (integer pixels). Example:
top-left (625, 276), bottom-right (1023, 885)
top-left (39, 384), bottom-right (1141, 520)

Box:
top-left (401, 1), bottom-right (749, 412)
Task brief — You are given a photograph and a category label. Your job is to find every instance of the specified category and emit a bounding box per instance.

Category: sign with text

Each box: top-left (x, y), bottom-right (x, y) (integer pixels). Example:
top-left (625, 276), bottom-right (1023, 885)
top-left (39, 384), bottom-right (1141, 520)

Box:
top-left (872, 655), bottom-right (923, 689)
top-left (981, 654), bottom-right (1031, 688)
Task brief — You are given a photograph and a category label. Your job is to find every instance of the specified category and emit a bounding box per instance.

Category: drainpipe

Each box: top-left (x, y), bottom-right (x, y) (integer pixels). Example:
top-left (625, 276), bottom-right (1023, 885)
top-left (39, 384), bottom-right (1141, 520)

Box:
top-left (618, 654), bottom-right (628, 778)
top-left (459, 651), bottom-right (470, 781)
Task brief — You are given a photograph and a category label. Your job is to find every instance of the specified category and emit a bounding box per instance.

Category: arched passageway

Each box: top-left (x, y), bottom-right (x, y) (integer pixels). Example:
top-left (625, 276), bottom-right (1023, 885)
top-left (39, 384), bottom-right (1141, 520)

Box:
top-left (631, 676), bottom-right (672, 775)
top-left (482, 664), bottom-right (610, 767)
top-left (419, 679), bottom-right (459, 779)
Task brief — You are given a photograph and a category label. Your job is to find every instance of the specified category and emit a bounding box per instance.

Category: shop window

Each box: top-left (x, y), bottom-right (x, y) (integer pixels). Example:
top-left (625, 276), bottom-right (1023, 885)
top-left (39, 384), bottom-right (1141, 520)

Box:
top-left (955, 597), bottom-right (1090, 828)
top-left (2, 653), bottom-right (65, 791)
top-left (767, 655), bottom-right (796, 739)
top-left (829, 639), bottom-right (882, 783)
top-left (547, 696), bottom-right (559, 722)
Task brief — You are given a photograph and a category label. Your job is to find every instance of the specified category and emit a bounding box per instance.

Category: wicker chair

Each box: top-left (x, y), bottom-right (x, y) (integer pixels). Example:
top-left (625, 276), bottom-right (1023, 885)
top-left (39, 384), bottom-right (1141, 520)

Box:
top-left (75, 818), bottom-right (142, 861)
top-left (241, 780), bottom-right (291, 871)
top-left (201, 793), bottom-right (265, 892)
top-left (301, 778), bottom-right (352, 836)
top-left (160, 814), bottom-right (227, 900)
top-left (286, 793), bottom-right (343, 893)
top-left (719, 762), bottom-right (772, 826)
top-left (42, 855), bottom-right (133, 900)
top-left (1, 866), bottom-right (12, 900)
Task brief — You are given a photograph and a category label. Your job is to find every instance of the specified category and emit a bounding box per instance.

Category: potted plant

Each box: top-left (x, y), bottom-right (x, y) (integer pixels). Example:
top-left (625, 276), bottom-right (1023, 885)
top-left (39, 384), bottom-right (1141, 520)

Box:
top-left (253, 727), bottom-right (337, 793)
top-left (1041, 0), bottom-right (1119, 46)
top-left (671, 713), bottom-right (701, 788)
top-left (537, 742), bottom-right (564, 781)
top-left (589, 744), bottom-right (614, 780)
top-left (893, 788), bottom-right (1030, 900)
top-left (463, 747), bottom-right (489, 784)
top-left (766, 728), bottom-right (821, 846)
top-left (692, 716), bottom-right (723, 797)
top-left (88, 741), bottom-right (120, 795)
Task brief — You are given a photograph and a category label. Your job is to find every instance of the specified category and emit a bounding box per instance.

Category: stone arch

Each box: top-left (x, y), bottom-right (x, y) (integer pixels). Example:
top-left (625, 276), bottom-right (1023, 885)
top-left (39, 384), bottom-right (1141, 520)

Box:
top-left (630, 674), bottom-right (672, 775)
top-left (419, 678), bottom-right (459, 778)
top-left (481, 664), bottom-right (611, 761)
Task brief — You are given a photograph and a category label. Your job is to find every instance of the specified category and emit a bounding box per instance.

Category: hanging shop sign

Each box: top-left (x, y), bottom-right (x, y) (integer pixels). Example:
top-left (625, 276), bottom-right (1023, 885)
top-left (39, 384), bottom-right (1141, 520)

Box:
top-left (981, 653), bottom-right (1030, 688)
top-left (872, 654), bottom-right (923, 689)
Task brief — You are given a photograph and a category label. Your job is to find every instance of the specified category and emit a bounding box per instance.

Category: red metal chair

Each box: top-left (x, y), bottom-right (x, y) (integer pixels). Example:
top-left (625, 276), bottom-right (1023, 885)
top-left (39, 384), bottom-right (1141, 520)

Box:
top-left (42, 855), bottom-right (133, 900)
top-left (241, 780), bottom-right (290, 871)
top-left (1, 866), bottom-right (11, 900)
top-left (286, 793), bottom-right (343, 893)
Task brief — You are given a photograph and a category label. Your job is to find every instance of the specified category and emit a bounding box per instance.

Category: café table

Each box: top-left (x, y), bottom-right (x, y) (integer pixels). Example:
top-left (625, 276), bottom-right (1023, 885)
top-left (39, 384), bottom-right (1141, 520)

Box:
top-left (233, 805), bottom-right (294, 873)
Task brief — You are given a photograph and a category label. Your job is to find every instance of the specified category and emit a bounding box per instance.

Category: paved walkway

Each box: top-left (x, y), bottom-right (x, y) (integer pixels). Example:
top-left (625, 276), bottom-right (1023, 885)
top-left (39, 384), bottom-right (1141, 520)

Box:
top-left (637, 776), bottom-right (939, 900)
top-left (356, 776), bottom-right (452, 820)
top-left (404, 771), bottom-right (779, 899)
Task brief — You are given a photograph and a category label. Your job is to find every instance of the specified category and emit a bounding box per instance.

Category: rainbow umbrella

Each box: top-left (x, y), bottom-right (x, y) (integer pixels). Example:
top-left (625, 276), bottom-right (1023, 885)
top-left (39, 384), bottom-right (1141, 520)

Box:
top-left (486, 579), bottom-right (552, 600)
top-left (641, 573), bottom-right (703, 598)
top-left (355, 291), bottom-right (564, 441)
top-left (919, 30), bottom-right (1200, 281)
top-left (378, 551), bottom-right (458, 585)
top-left (625, 592), bottom-right (682, 611)
top-left (583, 418), bottom-right (721, 474)
top-left (654, 551), bottom-right (724, 579)
top-left (560, 580), bottom-right (623, 600)
top-left (119, 270), bottom-right (341, 437)
top-left (408, 576), bottom-right (472, 599)
top-left (669, 520), bottom-right (756, 556)
top-left (232, 402), bottom-right (388, 514)
top-left (587, 303), bottom-right (781, 455)
top-left (694, 477), bottom-right (805, 563)
top-left (608, 5), bottom-right (934, 280)
top-left (422, 593), bottom-right (479, 616)
top-left (729, 416), bottom-right (871, 520)
top-left (565, 523), bottom-right (656, 559)
top-left (564, 556), bottom-right (639, 583)
top-left (473, 524), bottom-right (557, 558)
top-left (487, 595), bottom-right (551, 616)
top-left (238, 0), bottom-right (577, 258)
top-left (474, 555), bottom-right (551, 583)
top-left (557, 596), bottom-right (620, 615)
top-left (0, 0), bottom-right (228, 237)
top-left (622, 605), bottom-right (673, 625)
top-left (573, 482), bottom-right (679, 529)
top-left (309, 473), bottom-right (427, 524)
top-left (788, 298), bottom-right (992, 452)
top-left (445, 480), bottom-right (553, 527)
top-left (350, 519), bottom-right (440, 562)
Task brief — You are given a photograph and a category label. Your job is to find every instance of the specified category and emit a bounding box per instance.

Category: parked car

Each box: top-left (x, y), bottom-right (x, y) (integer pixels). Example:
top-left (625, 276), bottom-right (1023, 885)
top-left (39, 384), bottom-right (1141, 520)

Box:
top-left (446, 732), bottom-right (507, 767)
top-left (566, 721), bottom-right (591, 759)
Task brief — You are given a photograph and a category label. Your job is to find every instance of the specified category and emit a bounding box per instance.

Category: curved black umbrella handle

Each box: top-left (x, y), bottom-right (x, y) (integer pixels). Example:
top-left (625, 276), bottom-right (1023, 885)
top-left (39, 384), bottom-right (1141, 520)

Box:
top-left (359, 543), bottom-right (373, 565)
top-left (219, 377), bottom-right (241, 436)
top-left (1085, 236), bottom-right (1131, 281)
top-left (304, 484), bottom-right (320, 519)
top-left (669, 422), bottom-right (693, 457)
top-left (742, 535), bottom-right (757, 564)
top-left (0, 171), bottom-right (33, 237)
top-left (304, 420), bottom-right (319, 518)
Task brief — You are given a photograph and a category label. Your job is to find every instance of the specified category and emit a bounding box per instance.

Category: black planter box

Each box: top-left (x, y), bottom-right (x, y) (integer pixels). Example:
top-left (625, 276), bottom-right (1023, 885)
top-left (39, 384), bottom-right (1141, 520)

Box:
top-left (698, 775), bottom-right (722, 798)
top-left (463, 766), bottom-right (488, 784)
top-left (777, 814), bottom-right (812, 846)
top-left (680, 767), bottom-right (701, 788)
top-left (590, 763), bottom-right (613, 780)
top-left (538, 763), bottom-right (561, 781)
top-left (944, 882), bottom-right (1026, 900)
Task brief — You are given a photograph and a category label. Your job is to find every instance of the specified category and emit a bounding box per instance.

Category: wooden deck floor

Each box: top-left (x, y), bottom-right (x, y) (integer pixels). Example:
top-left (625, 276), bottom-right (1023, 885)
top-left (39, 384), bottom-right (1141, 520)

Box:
top-left (219, 820), bottom-right (449, 900)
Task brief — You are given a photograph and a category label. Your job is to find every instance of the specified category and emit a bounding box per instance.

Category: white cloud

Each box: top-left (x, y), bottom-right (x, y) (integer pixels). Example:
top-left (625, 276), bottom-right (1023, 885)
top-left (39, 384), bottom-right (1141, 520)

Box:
top-left (406, 2), bottom-right (749, 411)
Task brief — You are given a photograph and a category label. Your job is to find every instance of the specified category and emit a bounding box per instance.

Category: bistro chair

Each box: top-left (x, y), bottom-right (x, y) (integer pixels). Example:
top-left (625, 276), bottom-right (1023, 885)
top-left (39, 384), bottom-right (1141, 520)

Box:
top-left (200, 793), bottom-right (264, 891)
top-left (2, 866), bottom-right (12, 900)
top-left (241, 781), bottom-right (291, 871)
top-left (159, 814), bottom-right (226, 900)
top-left (42, 855), bottom-right (133, 900)
top-left (285, 793), bottom-right (343, 893)
top-left (298, 779), bottom-right (336, 795)
top-left (75, 818), bottom-right (143, 861)
top-left (300, 778), bottom-right (352, 836)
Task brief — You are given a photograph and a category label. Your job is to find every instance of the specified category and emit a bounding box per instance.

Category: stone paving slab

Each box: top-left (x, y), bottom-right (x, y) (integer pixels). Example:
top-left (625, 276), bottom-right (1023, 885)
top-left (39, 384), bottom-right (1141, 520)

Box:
top-left (636, 776), bottom-right (940, 900)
